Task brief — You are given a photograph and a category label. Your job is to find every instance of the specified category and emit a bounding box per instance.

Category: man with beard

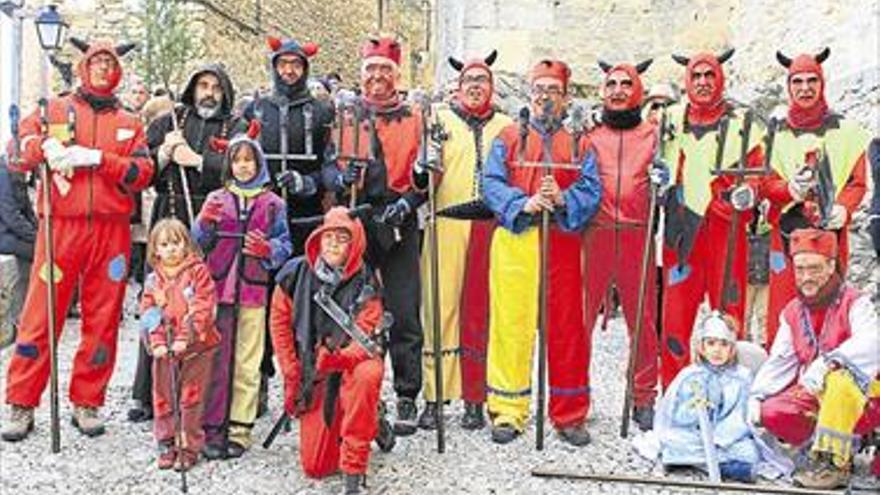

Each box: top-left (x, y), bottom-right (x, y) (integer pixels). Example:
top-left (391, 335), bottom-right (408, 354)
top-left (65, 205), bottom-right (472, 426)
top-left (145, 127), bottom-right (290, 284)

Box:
top-left (481, 59), bottom-right (601, 445)
top-left (125, 64), bottom-right (235, 423)
top-left (749, 228), bottom-right (880, 488)
top-left (417, 51), bottom-right (512, 431)
top-left (324, 37), bottom-right (426, 436)
top-left (761, 49), bottom-right (870, 350)
top-left (582, 59), bottom-right (661, 431)
top-left (1, 38), bottom-right (153, 441)
top-left (240, 37), bottom-right (334, 251)
top-left (659, 49), bottom-right (767, 387)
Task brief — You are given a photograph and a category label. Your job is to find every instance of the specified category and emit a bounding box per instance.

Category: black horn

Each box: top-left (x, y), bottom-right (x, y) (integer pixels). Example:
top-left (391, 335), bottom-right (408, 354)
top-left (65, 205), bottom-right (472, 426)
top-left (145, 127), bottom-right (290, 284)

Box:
top-left (69, 37), bottom-right (90, 53)
top-left (775, 51), bottom-right (793, 68)
top-left (484, 49), bottom-right (498, 67)
top-left (115, 42), bottom-right (137, 57)
top-left (814, 47), bottom-right (830, 64)
top-left (597, 60), bottom-right (613, 73)
top-left (717, 47), bottom-right (735, 65)
top-left (635, 58), bottom-right (653, 74)
top-left (447, 56), bottom-right (464, 72)
top-left (671, 54), bottom-right (690, 67)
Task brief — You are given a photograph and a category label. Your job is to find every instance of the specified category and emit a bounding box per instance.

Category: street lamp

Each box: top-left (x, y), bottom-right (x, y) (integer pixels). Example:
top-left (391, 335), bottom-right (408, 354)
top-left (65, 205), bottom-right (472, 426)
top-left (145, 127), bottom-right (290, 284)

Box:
top-left (35, 4), bottom-right (67, 51)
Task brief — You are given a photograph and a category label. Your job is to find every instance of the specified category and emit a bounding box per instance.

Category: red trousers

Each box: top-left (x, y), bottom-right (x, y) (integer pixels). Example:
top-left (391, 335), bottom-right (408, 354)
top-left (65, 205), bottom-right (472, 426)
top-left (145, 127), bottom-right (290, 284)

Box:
top-left (583, 226), bottom-right (658, 407)
top-left (765, 228), bottom-right (851, 350)
top-left (152, 350), bottom-right (214, 454)
top-left (299, 358), bottom-right (383, 477)
top-left (661, 212), bottom-right (747, 388)
top-left (459, 221), bottom-right (494, 404)
top-left (6, 217), bottom-right (130, 407)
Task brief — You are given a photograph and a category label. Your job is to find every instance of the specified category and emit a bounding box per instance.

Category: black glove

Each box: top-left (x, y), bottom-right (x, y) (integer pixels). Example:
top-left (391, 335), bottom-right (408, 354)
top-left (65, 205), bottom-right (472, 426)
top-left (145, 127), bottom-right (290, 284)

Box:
top-left (337, 161), bottom-right (365, 190)
top-left (277, 169), bottom-right (304, 194)
top-left (379, 198), bottom-right (412, 227)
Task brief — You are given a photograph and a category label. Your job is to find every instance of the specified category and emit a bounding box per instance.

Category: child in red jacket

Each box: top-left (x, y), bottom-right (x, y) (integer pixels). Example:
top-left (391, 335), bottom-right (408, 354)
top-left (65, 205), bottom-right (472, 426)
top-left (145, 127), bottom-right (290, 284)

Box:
top-left (140, 218), bottom-right (220, 472)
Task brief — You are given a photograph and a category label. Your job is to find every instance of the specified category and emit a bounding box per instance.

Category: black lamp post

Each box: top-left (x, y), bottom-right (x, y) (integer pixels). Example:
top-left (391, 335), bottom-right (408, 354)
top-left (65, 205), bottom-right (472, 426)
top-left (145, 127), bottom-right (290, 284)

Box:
top-left (35, 4), bottom-right (67, 51)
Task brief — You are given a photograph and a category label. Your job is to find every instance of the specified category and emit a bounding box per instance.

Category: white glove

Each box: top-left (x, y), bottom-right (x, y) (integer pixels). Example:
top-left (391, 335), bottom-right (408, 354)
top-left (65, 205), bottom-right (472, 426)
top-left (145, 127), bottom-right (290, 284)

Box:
top-left (64, 145), bottom-right (102, 167)
top-left (747, 398), bottom-right (762, 426)
top-left (825, 204), bottom-right (848, 230)
top-left (41, 137), bottom-right (70, 172)
top-left (788, 165), bottom-right (816, 202)
top-left (730, 184), bottom-right (757, 211)
top-left (799, 358), bottom-right (830, 395)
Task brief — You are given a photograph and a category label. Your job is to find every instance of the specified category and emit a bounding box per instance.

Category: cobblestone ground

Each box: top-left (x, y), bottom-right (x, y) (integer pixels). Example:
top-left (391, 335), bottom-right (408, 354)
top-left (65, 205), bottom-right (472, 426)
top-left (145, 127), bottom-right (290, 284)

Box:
top-left (1, 283), bottom-right (877, 494)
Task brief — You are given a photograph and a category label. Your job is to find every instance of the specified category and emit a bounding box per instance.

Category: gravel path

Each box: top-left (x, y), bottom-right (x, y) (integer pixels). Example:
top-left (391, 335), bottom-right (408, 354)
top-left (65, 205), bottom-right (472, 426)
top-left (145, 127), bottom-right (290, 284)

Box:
top-left (1, 283), bottom-right (877, 494)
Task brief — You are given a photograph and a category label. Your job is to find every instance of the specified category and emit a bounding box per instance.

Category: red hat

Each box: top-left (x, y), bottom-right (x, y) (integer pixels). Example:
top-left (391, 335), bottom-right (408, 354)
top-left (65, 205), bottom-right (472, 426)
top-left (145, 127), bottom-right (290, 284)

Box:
top-left (598, 59), bottom-right (652, 110)
top-left (530, 59), bottom-right (572, 92)
top-left (70, 37), bottom-right (136, 97)
top-left (790, 228), bottom-right (838, 259)
top-left (361, 37), bottom-right (402, 66)
top-left (776, 48), bottom-right (830, 130)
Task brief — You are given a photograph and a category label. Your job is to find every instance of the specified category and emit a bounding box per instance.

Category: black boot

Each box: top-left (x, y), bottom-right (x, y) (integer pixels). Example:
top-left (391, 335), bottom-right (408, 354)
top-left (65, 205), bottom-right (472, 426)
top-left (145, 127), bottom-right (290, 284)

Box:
top-left (127, 400), bottom-right (153, 423)
top-left (632, 405), bottom-right (654, 431)
top-left (202, 443), bottom-right (226, 461)
top-left (343, 473), bottom-right (365, 494)
top-left (557, 423), bottom-right (591, 447)
top-left (490, 423), bottom-right (520, 445)
top-left (374, 401), bottom-right (396, 453)
top-left (418, 402), bottom-right (438, 430)
top-left (461, 401), bottom-right (485, 430)
top-left (393, 398), bottom-right (418, 436)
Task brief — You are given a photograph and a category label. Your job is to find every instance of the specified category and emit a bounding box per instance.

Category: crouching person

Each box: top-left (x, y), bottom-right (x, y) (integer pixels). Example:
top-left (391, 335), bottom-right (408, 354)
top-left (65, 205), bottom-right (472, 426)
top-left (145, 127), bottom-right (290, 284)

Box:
top-left (656, 312), bottom-right (760, 482)
top-left (141, 219), bottom-right (220, 471)
top-left (270, 207), bottom-right (389, 494)
top-left (749, 228), bottom-right (880, 489)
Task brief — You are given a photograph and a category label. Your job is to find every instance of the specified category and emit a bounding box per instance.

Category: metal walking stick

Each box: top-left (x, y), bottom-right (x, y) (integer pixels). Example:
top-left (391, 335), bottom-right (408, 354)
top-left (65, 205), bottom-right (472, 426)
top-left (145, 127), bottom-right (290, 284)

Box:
top-left (620, 109), bottom-right (668, 438)
top-left (165, 324), bottom-right (188, 493)
top-left (417, 95), bottom-right (448, 453)
top-left (37, 95), bottom-right (62, 454)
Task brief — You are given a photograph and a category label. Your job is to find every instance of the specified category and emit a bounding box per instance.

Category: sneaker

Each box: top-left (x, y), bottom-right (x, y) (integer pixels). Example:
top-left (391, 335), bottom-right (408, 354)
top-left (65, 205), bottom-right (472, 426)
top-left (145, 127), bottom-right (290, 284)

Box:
top-left (202, 443), bottom-right (226, 461)
top-left (490, 423), bottom-right (520, 444)
top-left (418, 401), bottom-right (438, 430)
top-left (374, 401), bottom-right (396, 453)
top-left (226, 441), bottom-right (246, 459)
top-left (174, 450), bottom-right (198, 472)
top-left (157, 444), bottom-right (176, 470)
top-left (71, 405), bottom-right (105, 437)
top-left (793, 455), bottom-right (850, 490)
top-left (393, 398), bottom-right (418, 436)
top-left (342, 473), bottom-right (365, 494)
top-left (1, 405), bottom-right (34, 442)
top-left (557, 424), bottom-right (591, 447)
top-left (632, 405), bottom-right (654, 431)
top-left (127, 400), bottom-right (153, 423)
top-left (461, 402), bottom-right (485, 430)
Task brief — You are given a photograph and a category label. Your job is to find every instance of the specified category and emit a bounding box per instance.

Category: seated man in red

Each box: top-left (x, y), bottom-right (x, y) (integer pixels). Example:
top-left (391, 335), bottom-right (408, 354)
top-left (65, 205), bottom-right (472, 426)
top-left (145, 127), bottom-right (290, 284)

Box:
top-left (749, 228), bottom-right (880, 489)
top-left (269, 207), bottom-right (388, 494)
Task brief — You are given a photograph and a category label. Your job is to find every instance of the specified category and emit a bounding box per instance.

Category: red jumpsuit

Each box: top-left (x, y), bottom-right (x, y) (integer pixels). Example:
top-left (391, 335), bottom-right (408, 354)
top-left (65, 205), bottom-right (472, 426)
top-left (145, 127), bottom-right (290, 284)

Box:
top-left (141, 254), bottom-right (220, 456)
top-left (269, 208), bottom-right (383, 477)
top-left (6, 43), bottom-right (153, 408)
top-left (585, 118), bottom-right (659, 409)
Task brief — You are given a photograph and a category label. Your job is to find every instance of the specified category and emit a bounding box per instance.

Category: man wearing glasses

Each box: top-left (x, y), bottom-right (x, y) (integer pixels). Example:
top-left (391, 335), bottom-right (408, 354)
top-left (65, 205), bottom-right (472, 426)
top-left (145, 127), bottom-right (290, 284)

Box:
top-left (481, 59), bottom-right (601, 446)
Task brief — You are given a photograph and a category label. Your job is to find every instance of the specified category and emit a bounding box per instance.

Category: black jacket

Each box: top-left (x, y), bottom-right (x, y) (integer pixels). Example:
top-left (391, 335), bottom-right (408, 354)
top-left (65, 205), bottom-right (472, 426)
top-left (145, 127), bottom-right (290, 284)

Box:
top-left (0, 159), bottom-right (37, 260)
top-left (869, 138), bottom-right (880, 258)
top-left (147, 63), bottom-right (235, 228)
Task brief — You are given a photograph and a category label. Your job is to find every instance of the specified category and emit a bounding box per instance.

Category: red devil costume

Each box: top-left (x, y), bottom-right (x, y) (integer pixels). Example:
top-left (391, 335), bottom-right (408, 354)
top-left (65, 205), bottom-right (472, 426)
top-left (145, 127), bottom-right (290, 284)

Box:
top-left (761, 48), bottom-right (869, 350)
top-left (5, 39), bottom-right (153, 419)
top-left (418, 51), bottom-right (512, 429)
top-left (269, 207), bottom-right (385, 486)
top-left (583, 59), bottom-right (659, 426)
top-left (323, 37), bottom-right (426, 432)
top-left (659, 49), bottom-right (766, 387)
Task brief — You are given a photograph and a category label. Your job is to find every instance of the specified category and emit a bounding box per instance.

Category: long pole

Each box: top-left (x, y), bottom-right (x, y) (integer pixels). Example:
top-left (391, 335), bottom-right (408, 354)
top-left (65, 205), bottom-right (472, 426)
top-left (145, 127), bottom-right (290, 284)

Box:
top-left (535, 138), bottom-right (550, 451)
top-left (620, 110), bottom-right (665, 438)
top-left (170, 106), bottom-right (194, 227)
top-left (165, 324), bottom-right (188, 493)
top-left (531, 468), bottom-right (846, 495)
top-left (426, 108), bottom-right (444, 453)
top-left (39, 50), bottom-right (61, 454)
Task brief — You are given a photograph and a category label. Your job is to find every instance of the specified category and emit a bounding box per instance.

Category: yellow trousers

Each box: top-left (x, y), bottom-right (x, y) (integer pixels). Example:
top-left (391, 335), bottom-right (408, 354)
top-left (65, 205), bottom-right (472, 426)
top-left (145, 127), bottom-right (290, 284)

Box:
top-left (228, 306), bottom-right (265, 448)
top-left (814, 369), bottom-right (880, 468)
